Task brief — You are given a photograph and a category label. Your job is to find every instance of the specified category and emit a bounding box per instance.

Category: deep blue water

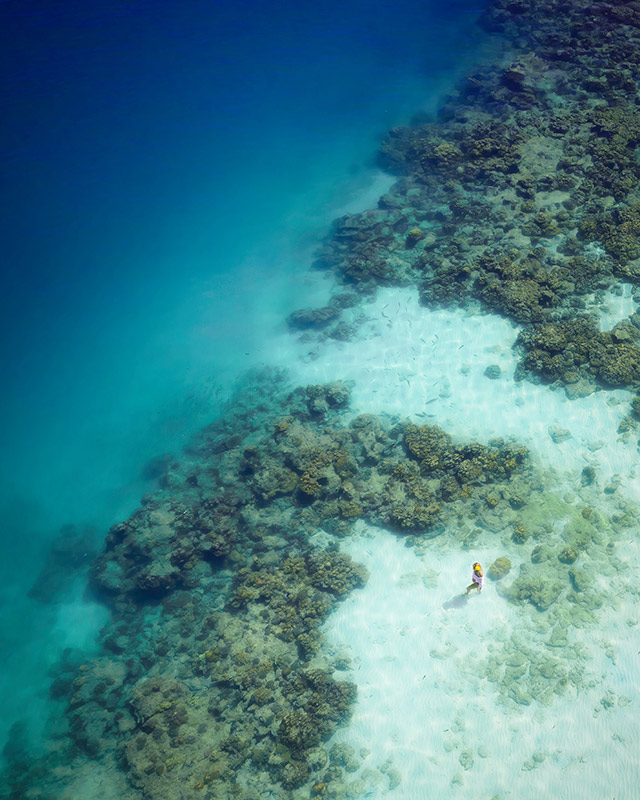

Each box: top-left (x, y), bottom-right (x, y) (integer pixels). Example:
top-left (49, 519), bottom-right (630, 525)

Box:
top-left (0, 0), bottom-right (486, 755)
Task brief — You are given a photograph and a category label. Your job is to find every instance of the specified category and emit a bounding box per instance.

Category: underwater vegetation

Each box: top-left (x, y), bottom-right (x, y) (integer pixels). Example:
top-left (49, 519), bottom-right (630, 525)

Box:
top-left (0, 370), bottom-right (539, 799)
top-left (4, 369), bottom-right (635, 799)
top-left (298, 0), bottom-right (640, 414)
top-left (7, 0), bottom-right (640, 797)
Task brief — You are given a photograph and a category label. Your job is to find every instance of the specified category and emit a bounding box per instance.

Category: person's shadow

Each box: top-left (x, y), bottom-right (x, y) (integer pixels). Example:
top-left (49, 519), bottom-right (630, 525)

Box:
top-left (442, 593), bottom-right (470, 610)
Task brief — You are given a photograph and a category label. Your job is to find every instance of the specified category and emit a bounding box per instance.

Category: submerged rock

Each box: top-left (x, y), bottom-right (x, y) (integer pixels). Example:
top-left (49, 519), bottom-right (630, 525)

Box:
top-left (488, 556), bottom-right (511, 580)
top-left (484, 364), bottom-right (502, 379)
top-left (287, 305), bottom-right (340, 330)
top-left (505, 566), bottom-right (563, 611)
top-left (548, 425), bottom-right (571, 444)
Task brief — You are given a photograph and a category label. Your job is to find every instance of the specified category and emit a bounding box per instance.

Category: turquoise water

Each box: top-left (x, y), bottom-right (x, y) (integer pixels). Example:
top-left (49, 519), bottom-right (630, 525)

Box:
top-left (0, 0), bottom-right (483, 769)
top-left (0, 0), bottom-right (484, 526)
top-left (5, 1), bottom-right (640, 798)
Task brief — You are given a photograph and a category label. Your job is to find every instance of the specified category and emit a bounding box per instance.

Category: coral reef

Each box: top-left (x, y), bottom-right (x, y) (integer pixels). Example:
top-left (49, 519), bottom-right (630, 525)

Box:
top-left (307, 0), bottom-right (640, 395)
top-left (515, 316), bottom-right (640, 390)
top-left (487, 556), bottom-right (511, 580)
top-left (12, 0), bottom-right (640, 793)
top-left (5, 374), bottom-right (532, 799)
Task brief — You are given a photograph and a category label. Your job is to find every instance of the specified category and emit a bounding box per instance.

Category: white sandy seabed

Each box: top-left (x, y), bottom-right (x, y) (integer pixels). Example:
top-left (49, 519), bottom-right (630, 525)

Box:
top-left (269, 284), bottom-right (640, 800)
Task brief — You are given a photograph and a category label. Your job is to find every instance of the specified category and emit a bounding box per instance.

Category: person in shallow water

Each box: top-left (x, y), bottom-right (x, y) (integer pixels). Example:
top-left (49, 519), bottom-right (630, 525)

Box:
top-left (465, 562), bottom-right (484, 595)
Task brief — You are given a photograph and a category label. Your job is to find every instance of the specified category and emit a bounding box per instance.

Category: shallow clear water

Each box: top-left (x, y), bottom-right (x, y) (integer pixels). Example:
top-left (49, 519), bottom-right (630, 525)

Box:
top-left (3, 0), bottom-right (640, 798)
